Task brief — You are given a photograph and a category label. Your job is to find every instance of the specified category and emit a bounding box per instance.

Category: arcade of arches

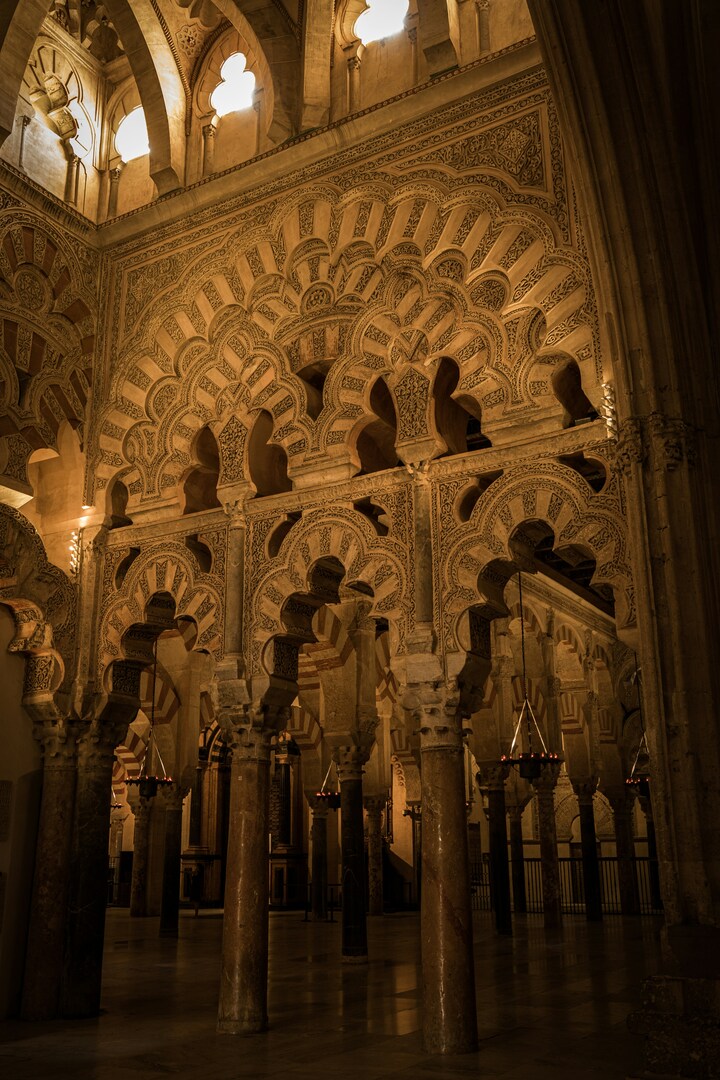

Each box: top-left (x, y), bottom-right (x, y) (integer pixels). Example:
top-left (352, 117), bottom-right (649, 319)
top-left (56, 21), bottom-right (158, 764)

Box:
top-left (0, 2), bottom-right (718, 1077)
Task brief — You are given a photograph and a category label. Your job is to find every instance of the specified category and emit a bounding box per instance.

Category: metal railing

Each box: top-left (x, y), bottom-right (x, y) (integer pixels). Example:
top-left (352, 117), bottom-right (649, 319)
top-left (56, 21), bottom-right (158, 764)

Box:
top-left (471, 855), bottom-right (663, 915)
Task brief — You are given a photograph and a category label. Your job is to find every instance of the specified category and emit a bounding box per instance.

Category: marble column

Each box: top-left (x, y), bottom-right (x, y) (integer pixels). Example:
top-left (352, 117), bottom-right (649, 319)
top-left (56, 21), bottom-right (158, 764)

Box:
top-left (507, 805), bottom-right (527, 914)
top-left (202, 123), bottom-right (216, 177)
top-left (159, 785), bottom-right (187, 938)
top-left (21, 721), bottom-right (79, 1020)
top-left (364, 795), bottom-right (385, 917)
top-left (608, 790), bottom-right (640, 915)
top-left (640, 797), bottom-right (663, 910)
top-left (107, 165), bottom-right (121, 218)
top-left (61, 720), bottom-right (127, 1018)
top-left (188, 758), bottom-right (207, 849)
top-left (532, 762), bottom-right (562, 929)
top-left (308, 795), bottom-right (328, 920)
top-left (129, 795), bottom-right (153, 916)
top-left (479, 766), bottom-right (512, 935)
top-left (275, 755), bottom-right (292, 848)
top-left (572, 778), bottom-right (603, 921)
top-left (335, 746), bottom-right (369, 961)
top-left (417, 689), bottom-right (477, 1054)
top-left (217, 726), bottom-right (273, 1034)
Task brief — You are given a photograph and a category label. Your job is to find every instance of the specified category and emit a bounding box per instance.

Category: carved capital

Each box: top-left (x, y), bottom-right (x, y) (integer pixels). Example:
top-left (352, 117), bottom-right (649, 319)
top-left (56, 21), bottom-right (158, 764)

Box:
top-left (33, 718), bottom-right (80, 766)
top-left (571, 776), bottom-right (598, 805)
top-left (226, 724), bottom-right (274, 765)
top-left (363, 794), bottom-right (386, 820)
top-left (334, 742), bottom-right (371, 780)
top-left (648, 412), bottom-right (696, 471)
top-left (306, 793), bottom-right (329, 817)
top-left (614, 417), bottom-right (644, 476)
top-left (476, 763), bottom-right (509, 791)
top-left (531, 759), bottom-right (561, 793)
top-left (159, 783), bottom-right (189, 810)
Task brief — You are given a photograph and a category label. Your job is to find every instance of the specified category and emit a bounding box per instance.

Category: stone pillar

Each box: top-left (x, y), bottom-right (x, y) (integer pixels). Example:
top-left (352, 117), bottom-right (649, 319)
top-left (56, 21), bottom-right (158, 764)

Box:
top-left (159, 785), bottom-right (187, 938)
top-left (64, 153), bottom-right (79, 205)
top-left (344, 44), bottom-right (364, 113)
top-left (407, 23), bottom-right (419, 85)
top-left (202, 123), bottom-right (216, 177)
top-left (217, 725), bottom-right (273, 1034)
top-left (129, 795), bottom-right (153, 916)
top-left (335, 745), bottom-right (369, 962)
top-left (21, 720), bottom-right (79, 1020)
top-left (475, 0), bottom-right (490, 53)
top-left (61, 718), bottom-right (128, 1018)
top-left (608, 790), bottom-right (640, 915)
top-left (416, 687), bottom-right (477, 1054)
top-left (507, 805), bottom-right (527, 913)
top-left (188, 757), bottom-right (206, 849)
top-left (478, 766), bottom-right (512, 935)
top-left (532, 762), bottom-right (562, 929)
top-left (364, 795), bottom-right (385, 917)
top-left (275, 755), bottom-right (292, 848)
top-left (308, 795), bottom-right (328, 920)
top-left (640, 797), bottom-right (663, 911)
top-left (572, 778), bottom-right (603, 921)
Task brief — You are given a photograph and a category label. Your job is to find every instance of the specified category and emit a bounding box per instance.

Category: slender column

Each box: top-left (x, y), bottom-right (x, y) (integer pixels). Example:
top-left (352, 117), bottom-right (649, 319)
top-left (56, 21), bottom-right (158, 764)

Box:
top-left (129, 795), bottom-right (153, 916)
top-left (202, 123), bottom-right (216, 177)
top-left (475, 0), bottom-right (490, 53)
top-left (21, 720), bottom-right (79, 1020)
top-left (335, 745), bottom-right (369, 961)
top-left (507, 805), bottom-right (527, 913)
top-left (416, 687), bottom-right (477, 1054)
top-left (407, 23), bottom-right (419, 85)
top-left (275, 755), bottom-right (292, 848)
top-left (344, 44), bottom-right (364, 113)
top-left (640, 797), bottom-right (663, 911)
top-left (188, 756), bottom-right (207, 849)
top-left (61, 719), bottom-right (128, 1017)
top-left (159, 785), bottom-right (187, 938)
top-left (17, 113), bottom-right (31, 170)
top-left (479, 766), bottom-right (512, 934)
top-left (218, 725), bottom-right (273, 1034)
top-left (607, 790), bottom-right (639, 915)
top-left (107, 165), bottom-right (121, 218)
top-left (572, 778), bottom-right (603, 921)
top-left (532, 762), bottom-right (562, 929)
top-left (307, 795), bottom-right (328, 920)
top-left (64, 153), bottom-right (79, 205)
top-left (364, 795), bottom-right (385, 917)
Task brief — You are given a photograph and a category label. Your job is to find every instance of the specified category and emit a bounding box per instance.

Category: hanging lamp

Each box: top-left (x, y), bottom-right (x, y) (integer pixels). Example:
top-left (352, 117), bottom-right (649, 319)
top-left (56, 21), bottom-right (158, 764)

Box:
top-left (127, 636), bottom-right (173, 799)
top-left (315, 760), bottom-right (341, 809)
top-left (500, 571), bottom-right (559, 780)
top-left (625, 656), bottom-right (650, 797)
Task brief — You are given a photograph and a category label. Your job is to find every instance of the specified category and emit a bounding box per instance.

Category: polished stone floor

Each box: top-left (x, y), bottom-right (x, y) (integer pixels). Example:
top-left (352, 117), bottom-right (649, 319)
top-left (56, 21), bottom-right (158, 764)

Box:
top-left (0, 910), bottom-right (662, 1079)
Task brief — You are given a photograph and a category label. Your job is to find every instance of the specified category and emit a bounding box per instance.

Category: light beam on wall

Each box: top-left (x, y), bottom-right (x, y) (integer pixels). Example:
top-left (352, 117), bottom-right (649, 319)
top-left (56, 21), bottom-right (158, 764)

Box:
top-left (115, 107), bottom-right (149, 163)
top-left (210, 53), bottom-right (256, 118)
top-left (355, 0), bottom-right (409, 45)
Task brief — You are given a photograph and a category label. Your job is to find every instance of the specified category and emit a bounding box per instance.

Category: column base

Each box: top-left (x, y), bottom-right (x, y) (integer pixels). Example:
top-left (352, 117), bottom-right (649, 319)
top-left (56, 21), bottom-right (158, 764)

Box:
top-left (217, 1016), bottom-right (268, 1035)
top-left (628, 974), bottom-right (720, 1079)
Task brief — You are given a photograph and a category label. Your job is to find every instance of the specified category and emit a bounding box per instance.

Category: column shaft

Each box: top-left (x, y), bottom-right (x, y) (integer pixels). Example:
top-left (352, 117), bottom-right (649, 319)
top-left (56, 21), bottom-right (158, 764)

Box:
top-left (61, 743), bottom-right (116, 1017)
top-left (365, 799), bottom-right (384, 917)
top-left (159, 789), bottom-right (185, 937)
top-left (508, 809), bottom-right (527, 913)
top-left (578, 797), bottom-right (603, 921)
top-left (486, 786), bottom-right (512, 934)
top-left (21, 746), bottom-right (77, 1020)
top-left (340, 773), bottom-right (367, 960)
top-left (130, 796), bottom-right (153, 917)
top-left (310, 805), bottom-right (328, 920)
top-left (612, 799), bottom-right (640, 915)
top-left (421, 742), bottom-right (477, 1053)
top-left (218, 738), bottom-right (271, 1034)
top-left (534, 776), bottom-right (562, 929)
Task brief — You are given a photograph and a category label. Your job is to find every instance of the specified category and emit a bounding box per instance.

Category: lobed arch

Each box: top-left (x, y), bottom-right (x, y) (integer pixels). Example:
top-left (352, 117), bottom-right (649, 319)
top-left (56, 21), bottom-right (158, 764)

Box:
top-left (249, 507), bottom-right (407, 678)
top-left (98, 542), bottom-right (223, 679)
top-left (443, 460), bottom-right (634, 649)
top-left (193, 22), bottom-right (274, 133)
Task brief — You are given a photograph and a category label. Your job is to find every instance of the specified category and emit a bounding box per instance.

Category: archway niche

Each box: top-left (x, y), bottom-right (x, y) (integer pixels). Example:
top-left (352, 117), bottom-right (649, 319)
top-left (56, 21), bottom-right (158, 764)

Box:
top-left (108, 477), bottom-right (132, 528)
top-left (296, 360), bottom-right (330, 421)
top-left (183, 426), bottom-right (221, 514)
top-left (433, 357), bottom-right (491, 455)
top-left (551, 358), bottom-right (598, 428)
top-left (510, 519), bottom-right (614, 617)
top-left (356, 377), bottom-right (401, 474)
top-left (248, 410), bottom-right (291, 496)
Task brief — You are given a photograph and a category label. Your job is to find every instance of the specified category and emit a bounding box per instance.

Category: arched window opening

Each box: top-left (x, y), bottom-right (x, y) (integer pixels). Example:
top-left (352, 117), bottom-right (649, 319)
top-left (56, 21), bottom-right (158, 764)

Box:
top-left (183, 426), bottom-right (221, 514)
top-left (267, 512), bottom-right (302, 557)
top-left (355, 0), bottom-right (409, 45)
top-left (248, 410), bottom-right (292, 497)
top-left (115, 547), bottom-right (140, 587)
top-left (296, 360), bottom-right (330, 421)
top-left (551, 358), bottom-right (599, 428)
top-left (108, 478), bottom-right (132, 528)
top-left (184, 534), bottom-right (213, 572)
top-left (115, 107), bottom-right (149, 163)
top-left (557, 452), bottom-right (607, 493)
top-left (210, 53), bottom-right (256, 118)
top-left (356, 377), bottom-right (401, 474)
top-left (353, 496), bottom-right (390, 536)
top-left (454, 471), bottom-right (503, 522)
top-left (433, 357), bottom-right (491, 455)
